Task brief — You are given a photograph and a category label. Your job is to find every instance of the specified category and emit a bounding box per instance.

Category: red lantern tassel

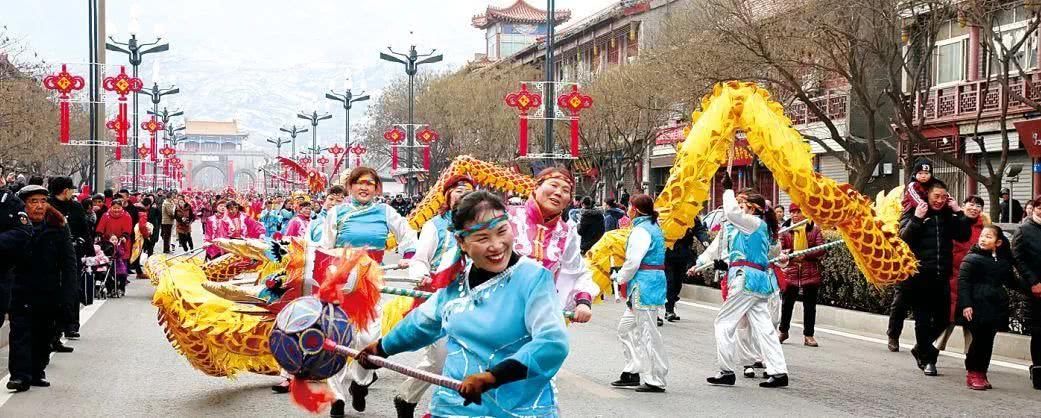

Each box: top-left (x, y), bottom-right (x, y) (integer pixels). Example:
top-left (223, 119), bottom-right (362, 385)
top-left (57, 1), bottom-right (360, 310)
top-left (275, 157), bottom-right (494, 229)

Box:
top-left (140, 162), bottom-right (146, 176)
top-left (518, 116), bottom-right (528, 156)
top-left (150, 134), bottom-right (157, 162)
top-left (570, 119), bottom-right (580, 157)
top-left (118, 103), bottom-right (128, 145)
top-left (115, 146), bottom-right (122, 160)
top-left (423, 146), bottom-right (431, 170)
top-left (391, 146), bottom-right (399, 170)
top-left (60, 101), bottom-right (71, 143)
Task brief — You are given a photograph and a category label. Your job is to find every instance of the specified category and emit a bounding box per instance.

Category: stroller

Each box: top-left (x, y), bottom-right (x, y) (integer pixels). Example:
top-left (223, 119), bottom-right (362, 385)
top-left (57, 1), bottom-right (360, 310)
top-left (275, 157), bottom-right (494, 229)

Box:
top-left (83, 242), bottom-right (116, 300)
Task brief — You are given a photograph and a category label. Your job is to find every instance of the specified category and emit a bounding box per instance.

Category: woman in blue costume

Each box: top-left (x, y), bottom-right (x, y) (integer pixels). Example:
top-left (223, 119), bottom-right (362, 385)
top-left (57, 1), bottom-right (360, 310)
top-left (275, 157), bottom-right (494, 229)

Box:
top-left (314, 166), bottom-right (418, 416)
top-left (610, 194), bottom-right (669, 392)
top-left (700, 174), bottom-right (789, 388)
top-left (358, 191), bottom-right (570, 417)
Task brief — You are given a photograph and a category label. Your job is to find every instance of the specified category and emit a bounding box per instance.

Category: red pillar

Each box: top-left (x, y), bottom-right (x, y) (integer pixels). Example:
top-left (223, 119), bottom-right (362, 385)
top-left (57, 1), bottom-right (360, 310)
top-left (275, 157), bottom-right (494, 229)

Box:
top-left (227, 160), bottom-right (235, 189)
top-left (1033, 158), bottom-right (1041, 200)
top-left (968, 26), bottom-right (981, 81)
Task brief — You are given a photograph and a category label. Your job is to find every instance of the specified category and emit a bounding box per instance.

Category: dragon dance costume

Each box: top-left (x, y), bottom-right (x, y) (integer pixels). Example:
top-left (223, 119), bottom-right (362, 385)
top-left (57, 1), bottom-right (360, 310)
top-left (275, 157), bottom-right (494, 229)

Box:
top-left (699, 190), bottom-right (788, 380)
top-left (314, 197), bottom-right (417, 406)
top-left (380, 255), bottom-right (569, 417)
top-left (612, 216), bottom-right (669, 389)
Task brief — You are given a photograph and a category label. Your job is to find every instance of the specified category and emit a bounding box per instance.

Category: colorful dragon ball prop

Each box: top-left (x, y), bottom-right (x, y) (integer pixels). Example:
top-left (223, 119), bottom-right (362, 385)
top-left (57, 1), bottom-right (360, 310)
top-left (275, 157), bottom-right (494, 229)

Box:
top-left (652, 81), bottom-right (917, 287)
top-left (269, 296), bottom-right (353, 380)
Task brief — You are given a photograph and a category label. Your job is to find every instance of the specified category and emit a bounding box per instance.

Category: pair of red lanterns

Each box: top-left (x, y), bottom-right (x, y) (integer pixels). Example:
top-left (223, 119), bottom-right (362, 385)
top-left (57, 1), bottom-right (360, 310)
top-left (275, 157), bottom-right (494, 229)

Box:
top-left (383, 126), bottom-right (439, 171)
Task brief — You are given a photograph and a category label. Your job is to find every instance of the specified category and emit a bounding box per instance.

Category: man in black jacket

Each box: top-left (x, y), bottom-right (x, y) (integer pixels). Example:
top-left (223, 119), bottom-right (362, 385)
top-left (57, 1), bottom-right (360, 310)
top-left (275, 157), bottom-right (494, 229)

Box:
top-left (898, 180), bottom-right (972, 376)
top-left (577, 196), bottom-right (605, 254)
top-left (1012, 195), bottom-right (1041, 389)
top-left (0, 179), bottom-right (33, 330)
top-left (666, 218), bottom-right (710, 321)
top-left (7, 185), bottom-right (78, 392)
top-left (47, 176), bottom-right (91, 341)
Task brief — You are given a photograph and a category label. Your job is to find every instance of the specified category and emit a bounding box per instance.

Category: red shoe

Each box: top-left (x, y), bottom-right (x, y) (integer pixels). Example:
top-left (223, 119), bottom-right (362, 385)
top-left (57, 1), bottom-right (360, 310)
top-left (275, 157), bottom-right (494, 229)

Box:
top-left (981, 372), bottom-right (993, 389)
top-left (967, 371), bottom-right (987, 390)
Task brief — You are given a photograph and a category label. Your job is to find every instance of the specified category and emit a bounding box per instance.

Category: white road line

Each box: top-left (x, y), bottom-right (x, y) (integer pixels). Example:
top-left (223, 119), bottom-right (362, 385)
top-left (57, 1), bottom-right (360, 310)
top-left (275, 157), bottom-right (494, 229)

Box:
top-left (675, 300), bottom-right (1030, 371)
top-left (0, 299), bottom-right (107, 409)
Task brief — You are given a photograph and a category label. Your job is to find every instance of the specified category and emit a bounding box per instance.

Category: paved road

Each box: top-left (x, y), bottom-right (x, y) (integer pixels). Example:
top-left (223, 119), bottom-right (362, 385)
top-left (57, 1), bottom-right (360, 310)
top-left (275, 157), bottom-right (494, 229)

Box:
top-left (2, 230), bottom-right (1040, 416)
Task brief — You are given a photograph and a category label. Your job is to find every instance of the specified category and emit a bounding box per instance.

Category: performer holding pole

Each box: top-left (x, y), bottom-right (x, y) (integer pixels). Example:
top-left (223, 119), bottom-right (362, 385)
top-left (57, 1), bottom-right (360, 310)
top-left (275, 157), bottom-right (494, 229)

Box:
top-left (356, 191), bottom-right (569, 417)
top-left (392, 174), bottom-right (475, 417)
top-left (701, 173), bottom-right (790, 388)
top-left (507, 167), bottom-right (597, 323)
top-left (316, 166), bottom-right (418, 416)
top-left (609, 194), bottom-right (669, 392)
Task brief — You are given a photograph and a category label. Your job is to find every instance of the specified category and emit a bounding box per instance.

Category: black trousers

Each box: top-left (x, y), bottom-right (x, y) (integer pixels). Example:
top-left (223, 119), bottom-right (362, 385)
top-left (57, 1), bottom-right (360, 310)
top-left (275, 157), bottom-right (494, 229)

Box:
top-left (964, 323), bottom-right (997, 372)
top-left (63, 300), bottom-right (79, 335)
top-left (664, 259), bottom-right (688, 313)
top-left (1029, 297), bottom-right (1041, 366)
top-left (160, 224), bottom-right (173, 253)
top-left (779, 284), bottom-right (819, 337)
top-left (177, 232), bottom-right (193, 251)
top-left (8, 301), bottom-right (58, 382)
top-left (904, 279), bottom-right (950, 364)
top-left (888, 284), bottom-right (910, 339)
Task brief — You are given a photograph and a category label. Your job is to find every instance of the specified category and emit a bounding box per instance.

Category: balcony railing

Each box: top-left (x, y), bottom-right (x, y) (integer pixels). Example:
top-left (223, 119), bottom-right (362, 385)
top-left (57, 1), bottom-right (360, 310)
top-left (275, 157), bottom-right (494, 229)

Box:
top-left (786, 94), bottom-right (849, 126)
top-left (914, 71), bottom-right (1041, 123)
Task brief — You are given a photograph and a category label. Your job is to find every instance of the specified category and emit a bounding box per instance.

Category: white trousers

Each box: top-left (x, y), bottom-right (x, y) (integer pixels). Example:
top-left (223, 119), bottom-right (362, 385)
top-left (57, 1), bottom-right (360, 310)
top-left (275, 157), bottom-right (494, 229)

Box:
top-left (330, 314), bottom-right (381, 400)
top-left (735, 291), bottom-right (781, 366)
top-left (715, 279), bottom-right (787, 375)
top-left (395, 338), bottom-right (448, 403)
top-left (617, 307), bottom-right (669, 387)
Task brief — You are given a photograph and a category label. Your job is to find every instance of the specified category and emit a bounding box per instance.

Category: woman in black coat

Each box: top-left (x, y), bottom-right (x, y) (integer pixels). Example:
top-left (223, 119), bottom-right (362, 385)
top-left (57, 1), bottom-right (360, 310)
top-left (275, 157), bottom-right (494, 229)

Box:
top-left (958, 225), bottom-right (1019, 390)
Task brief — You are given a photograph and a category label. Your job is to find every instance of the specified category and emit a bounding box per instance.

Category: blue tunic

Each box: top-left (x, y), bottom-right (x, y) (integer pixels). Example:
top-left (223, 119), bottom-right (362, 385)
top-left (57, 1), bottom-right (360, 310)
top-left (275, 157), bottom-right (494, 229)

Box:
top-left (382, 257), bottom-right (569, 417)
top-left (259, 208), bottom-right (292, 238)
top-left (724, 221), bottom-right (776, 295)
top-left (628, 217), bottom-right (666, 309)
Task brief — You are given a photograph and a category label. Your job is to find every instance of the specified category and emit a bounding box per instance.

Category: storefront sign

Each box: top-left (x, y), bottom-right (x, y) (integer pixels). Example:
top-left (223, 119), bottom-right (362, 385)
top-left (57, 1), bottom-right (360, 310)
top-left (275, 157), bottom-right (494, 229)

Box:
top-left (1013, 119), bottom-right (1041, 158)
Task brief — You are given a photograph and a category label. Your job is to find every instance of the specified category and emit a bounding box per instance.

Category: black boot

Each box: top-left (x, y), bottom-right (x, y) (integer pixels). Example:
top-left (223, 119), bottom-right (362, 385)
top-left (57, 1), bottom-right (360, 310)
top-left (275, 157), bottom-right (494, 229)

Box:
top-left (394, 396), bottom-right (418, 418)
top-left (51, 343), bottom-right (74, 353)
top-left (30, 378), bottom-right (50, 387)
top-left (707, 371), bottom-right (736, 385)
top-left (270, 379), bottom-right (290, 394)
top-left (610, 372), bottom-right (641, 387)
top-left (760, 374), bottom-right (789, 388)
top-left (330, 399), bottom-right (345, 418)
top-left (634, 384), bottom-right (665, 393)
top-left (1030, 366), bottom-right (1041, 390)
top-left (910, 346), bottom-right (924, 370)
top-left (348, 381), bottom-right (368, 412)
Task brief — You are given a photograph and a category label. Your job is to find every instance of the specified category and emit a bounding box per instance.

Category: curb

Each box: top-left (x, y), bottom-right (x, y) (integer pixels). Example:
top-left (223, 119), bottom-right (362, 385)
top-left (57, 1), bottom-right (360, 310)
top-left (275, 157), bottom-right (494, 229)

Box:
top-left (678, 283), bottom-right (1033, 363)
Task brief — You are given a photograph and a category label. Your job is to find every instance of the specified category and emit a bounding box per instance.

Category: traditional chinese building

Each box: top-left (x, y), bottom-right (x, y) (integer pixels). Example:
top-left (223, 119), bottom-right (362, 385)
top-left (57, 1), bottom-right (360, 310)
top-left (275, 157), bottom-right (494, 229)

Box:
top-left (177, 120), bottom-right (266, 190)
top-left (472, 0), bottom-right (571, 62)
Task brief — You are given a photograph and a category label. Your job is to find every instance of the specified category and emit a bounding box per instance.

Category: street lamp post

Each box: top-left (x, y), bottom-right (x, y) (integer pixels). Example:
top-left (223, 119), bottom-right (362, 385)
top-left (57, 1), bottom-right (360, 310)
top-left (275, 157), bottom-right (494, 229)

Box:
top-left (544, 0), bottom-right (558, 155)
top-left (279, 125), bottom-right (309, 159)
top-left (379, 35), bottom-right (442, 196)
top-left (297, 111), bottom-right (333, 170)
top-left (165, 123), bottom-right (186, 147)
top-left (106, 32), bottom-right (169, 191)
top-left (325, 78), bottom-right (369, 171)
top-left (139, 82), bottom-right (179, 191)
top-left (149, 106), bottom-right (183, 147)
top-left (266, 137), bottom-right (291, 158)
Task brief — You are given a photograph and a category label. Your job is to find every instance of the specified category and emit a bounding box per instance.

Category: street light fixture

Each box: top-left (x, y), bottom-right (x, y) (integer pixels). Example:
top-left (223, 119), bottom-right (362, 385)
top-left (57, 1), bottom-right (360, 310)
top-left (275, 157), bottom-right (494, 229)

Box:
top-left (267, 137), bottom-right (291, 158)
top-left (379, 32), bottom-right (442, 195)
top-left (106, 30), bottom-right (169, 191)
top-left (325, 77), bottom-right (370, 171)
top-left (139, 82), bottom-right (179, 191)
top-left (279, 125), bottom-right (309, 159)
top-left (297, 110), bottom-right (333, 169)
top-left (148, 106), bottom-right (183, 147)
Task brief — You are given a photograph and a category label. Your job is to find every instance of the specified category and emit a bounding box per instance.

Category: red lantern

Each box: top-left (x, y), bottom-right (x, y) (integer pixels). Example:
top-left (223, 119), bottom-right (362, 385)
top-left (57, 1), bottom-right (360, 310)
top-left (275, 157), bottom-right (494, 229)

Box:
top-left (383, 126), bottom-right (406, 170)
top-left (415, 127), bottom-right (439, 171)
top-left (317, 155), bottom-right (330, 173)
top-left (350, 143), bottom-right (367, 167)
top-left (103, 66), bottom-right (143, 156)
top-left (556, 86), bottom-right (593, 157)
top-left (137, 145), bottom-right (150, 176)
top-left (327, 143), bottom-right (345, 174)
top-left (43, 64), bottom-right (86, 144)
top-left (504, 83), bottom-right (542, 157)
top-left (106, 117), bottom-right (128, 159)
top-left (141, 117), bottom-right (164, 162)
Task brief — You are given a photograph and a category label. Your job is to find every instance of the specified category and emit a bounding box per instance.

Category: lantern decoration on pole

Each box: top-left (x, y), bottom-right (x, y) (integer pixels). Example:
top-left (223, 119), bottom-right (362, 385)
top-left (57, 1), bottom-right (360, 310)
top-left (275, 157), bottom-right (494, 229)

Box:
top-left (383, 126), bottom-right (406, 170)
top-left (415, 126), bottom-right (439, 171)
top-left (350, 144), bottom-right (367, 167)
top-left (141, 117), bottom-right (164, 162)
top-left (317, 155), bottom-right (330, 174)
top-left (159, 145), bottom-right (176, 178)
top-left (168, 156), bottom-right (181, 187)
top-left (106, 117), bottom-right (128, 159)
top-left (102, 66), bottom-right (143, 157)
top-left (504, 83), bottom-right (542, 157)
top-left (137, 145), bottom-right (151, 177)
top-left (172, 160), bottom-right (184, 188)
top-left (42, 64), bottom-right (86, 144)
top-left (327, 143), bottom-right (345, 175)
top-left (556, 85), bottom-right (593, 157)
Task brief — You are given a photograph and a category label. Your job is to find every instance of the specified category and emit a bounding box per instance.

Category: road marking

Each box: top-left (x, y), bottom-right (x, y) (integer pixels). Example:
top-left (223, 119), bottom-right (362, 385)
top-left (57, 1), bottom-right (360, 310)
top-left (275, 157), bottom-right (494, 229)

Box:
top-left (675, 300), bottom-right (1030, 371)
top-left (0, 299), bottom-right (106, 409)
